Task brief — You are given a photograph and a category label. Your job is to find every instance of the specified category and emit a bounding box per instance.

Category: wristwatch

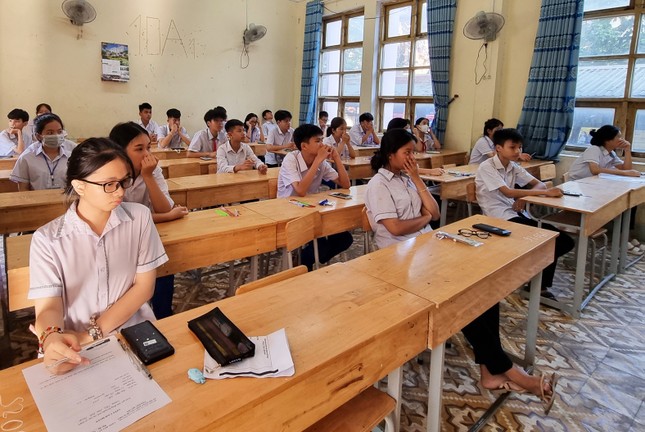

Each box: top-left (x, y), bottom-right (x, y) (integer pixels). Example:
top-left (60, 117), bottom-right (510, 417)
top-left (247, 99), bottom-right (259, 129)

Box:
top-left (88, 314), bottom-right (103, 341)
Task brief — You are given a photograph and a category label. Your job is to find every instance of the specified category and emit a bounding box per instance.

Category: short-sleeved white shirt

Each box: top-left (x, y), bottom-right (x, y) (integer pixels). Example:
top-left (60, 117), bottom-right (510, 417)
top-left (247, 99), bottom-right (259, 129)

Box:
top-left (28, 202), bottom-right (168, 333)
top-left (0, 129), bottom-right (32, 157)
top-left (322, 134), bottom-right (352, 159)
top-left (137, 119), bottom-right (160, 136)
top-left (124, 165), bottom-right (174, 210)
top-left (157, 124), bottom-right (190, 149)
top-left (475, 155), bottom-right (535, 220)
top-left (265, 127), bottom-right (294, 165)
top-left (247, 126), bottom-right (262, 143)
top-left (349, 123), bottom-right (376, 147)
top-left (262, 121), bottom-right (277, 138)
top-left (277, 150), bottom-right (338, 198)
top-left (216, 141), bottom-right (263, 173)
top-left (469, 136), bottom-right (495, 164)
top-left (365, 168), bottom-right (432, 249)
top-left (10, 140), bottom-right (76, 190)
top-left (188, 128), bottom-right (218, 153)
top-left (568, 145), bottom-right (623, 181)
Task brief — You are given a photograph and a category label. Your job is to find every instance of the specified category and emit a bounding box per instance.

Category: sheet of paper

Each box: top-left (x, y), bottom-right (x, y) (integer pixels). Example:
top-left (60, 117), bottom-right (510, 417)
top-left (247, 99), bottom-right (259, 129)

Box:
top-left (598, 173), bottom-right (645, 183)
top-left (22, 335), bottom-right (171, 432)
top-left (203, 328), bottom-right (295, 379)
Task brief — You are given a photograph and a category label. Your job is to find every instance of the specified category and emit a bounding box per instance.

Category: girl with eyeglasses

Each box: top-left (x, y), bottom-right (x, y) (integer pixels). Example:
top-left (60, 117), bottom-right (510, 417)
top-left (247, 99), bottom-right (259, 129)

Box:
top-left (29, 138), bottom-right (168, 374)
top-left (9, 113), bottom-right (77, 190)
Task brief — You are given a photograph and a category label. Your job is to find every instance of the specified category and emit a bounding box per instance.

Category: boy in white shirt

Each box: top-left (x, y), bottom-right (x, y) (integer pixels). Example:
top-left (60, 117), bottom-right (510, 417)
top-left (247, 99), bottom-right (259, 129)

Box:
top-left (0, 108), bottom-right (32, 157)
top-left (349, 112), bottom-right (380, 147)
top-left (265, 109), bottom-right (297, 167)
top-left (157, 108), bottom-right (191, 149)
top-left (136, 102), bottom-right (159, 142)
top-left (187, 107), bottom-right (227, 158)
top-left (217, 119), bottom-right (267, 173)
top-left (261, 109), bottom-right (276, 138)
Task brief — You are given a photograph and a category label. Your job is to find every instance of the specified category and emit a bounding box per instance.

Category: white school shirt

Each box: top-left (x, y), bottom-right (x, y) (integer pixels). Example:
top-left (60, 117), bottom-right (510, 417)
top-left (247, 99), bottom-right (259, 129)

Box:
top-left (10, 140), bottom-right (76, 190)
top-left (265, 126), bottom-right (294, 165)
top-left (137, 119), bottom-right (160, 136)
top-left (0, 129), bottom-right (33, 157)
top-left (262, 121), bottom-right (277, 138)
top-left (277, 150), bottom-right (338, 198)
top-left (365, 168), bottom-right (432, 249)
top-left (469, 136), bottom-right (495, 164)
top-left (124, 165), bottom-right (174, 210)
top-left (349, 123), bottom-right (376, 147)
top-left (157, 124), bottom-right (190, 149)
top-left (188, 128), bottom-right (219, 153)
top-left (568, 145), bottom-right (623, 181)
top-left (247, 126), bottom-right (262, 143)
top-left (216, 141), bottom-right (263, 173)
top-left (475, 155), bottom-right (535, 220)
top-left (28, 202), bottom-right (168, 333)
top-left (322, 134), bottom-right (351, 159)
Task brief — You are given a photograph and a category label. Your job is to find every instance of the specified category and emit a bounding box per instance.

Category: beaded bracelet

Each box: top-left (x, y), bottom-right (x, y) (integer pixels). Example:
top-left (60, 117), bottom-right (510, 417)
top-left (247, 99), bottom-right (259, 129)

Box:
top-left (38, 326), bottom-right (63, 355)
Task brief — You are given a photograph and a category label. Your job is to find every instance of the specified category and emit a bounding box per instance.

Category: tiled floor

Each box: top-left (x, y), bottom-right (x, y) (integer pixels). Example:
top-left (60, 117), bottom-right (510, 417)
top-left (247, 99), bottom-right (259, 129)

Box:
top-left (1, 232), bottom-right (644, 431)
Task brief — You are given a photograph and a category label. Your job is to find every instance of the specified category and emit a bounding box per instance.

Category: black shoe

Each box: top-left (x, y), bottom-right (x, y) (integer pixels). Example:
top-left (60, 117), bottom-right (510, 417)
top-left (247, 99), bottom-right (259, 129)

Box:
top-left (540, 289), bottom-right (557, 301)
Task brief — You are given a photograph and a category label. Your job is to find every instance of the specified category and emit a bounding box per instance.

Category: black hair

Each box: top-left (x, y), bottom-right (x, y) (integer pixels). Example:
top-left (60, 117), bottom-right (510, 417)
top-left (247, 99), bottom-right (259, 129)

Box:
top-left (34, 113), bottom-right (64, 135)
top-left (359, 112), bottom-right (374, 123)
top-left (274, 110), bottom-right (292, 122)
top-left (589, 125), bottom-right (620, 147)
top-left (213, 106), bottom-right (227, 114)
top-left (244, 112), bottom-right (258, 125)
top-left (109, 122), bottom-right (149, 149)
top-left (204, 107), bottom-right (227, 123)
top-left (35, 103), bottom-right (52, 114)
top-left (293, 124), bottom-right (323, 150)
top-left (483, 118), bottom-right (504, 137)
top-left (65, 138), bottom-right (135, 199)
top-left (492, 128), bottom-right (524, 146)
top-left (319, 111), bottom-right (329, 119)
top-left (386, 117), bottom-right (410, 131)
top-left (139, 102), bottom-right (152, 112)
top-left (7, 108), bottom-right (29, 122)
top-left (415, 117), bottom-right (428, 126)
top-left (370, 129), bottom-right (417, 172)
top-left (261, 109), bottom-right (272, 119)
top-left (327, 117), bottom-right (347, 137)
top-left (225, 119), bottom-right (245, 132)
top-left (166, 108), bottom-right (181, 119)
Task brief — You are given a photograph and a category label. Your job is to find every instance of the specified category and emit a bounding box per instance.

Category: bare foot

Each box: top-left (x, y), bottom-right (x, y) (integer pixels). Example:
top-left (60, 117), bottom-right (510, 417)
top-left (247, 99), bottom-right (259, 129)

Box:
top-left (479, 365), bottom-right (509, 390)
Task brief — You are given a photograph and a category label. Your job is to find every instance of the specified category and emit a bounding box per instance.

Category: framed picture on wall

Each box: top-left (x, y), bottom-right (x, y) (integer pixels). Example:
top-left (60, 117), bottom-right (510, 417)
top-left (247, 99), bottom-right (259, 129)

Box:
top-left (101, 42), bottom-right (129, 82)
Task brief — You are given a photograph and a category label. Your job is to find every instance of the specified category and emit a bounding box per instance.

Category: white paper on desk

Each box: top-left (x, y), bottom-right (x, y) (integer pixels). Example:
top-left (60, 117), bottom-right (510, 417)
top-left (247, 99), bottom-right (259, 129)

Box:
top-left (203, 328), bottom-right (295, 379)
top-left (22, 335), bottom-right (171, 432)
top-left (598, 173), bottom-right (645, 183)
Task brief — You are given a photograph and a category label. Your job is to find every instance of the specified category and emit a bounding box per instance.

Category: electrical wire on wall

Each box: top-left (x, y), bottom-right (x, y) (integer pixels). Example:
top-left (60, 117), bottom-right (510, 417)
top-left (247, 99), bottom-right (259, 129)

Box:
top-left (474, 42), bottom-right (488, 85)
top-left (240, 42), bottom-right (250, 69)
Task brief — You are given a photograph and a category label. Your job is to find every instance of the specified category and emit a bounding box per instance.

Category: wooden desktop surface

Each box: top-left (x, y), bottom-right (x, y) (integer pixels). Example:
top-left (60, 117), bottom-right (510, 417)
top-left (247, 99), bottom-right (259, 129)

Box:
top-left (248, 142), bottom-right (267, 156)
top-left (0, 265), bottom-right (432, 432)
top-left (150, 147), bottom-right (189, 160)
top-left (0, 157), bottom-right (18, 170)
top-left (158, 158), bottom-right (217, 177)
top-left (574, 174), bottom-right (645, 207)
top-left (0, 189), bottom-right (67, 234)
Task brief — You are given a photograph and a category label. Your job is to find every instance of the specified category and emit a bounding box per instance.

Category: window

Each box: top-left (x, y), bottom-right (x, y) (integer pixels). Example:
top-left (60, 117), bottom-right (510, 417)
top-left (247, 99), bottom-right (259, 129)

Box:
top-left (570, 1), bottom-right (645, 154)
top-left (319, 11), bottom-right (364, 127)
top-left (378, 1), bottom-right (432, 131)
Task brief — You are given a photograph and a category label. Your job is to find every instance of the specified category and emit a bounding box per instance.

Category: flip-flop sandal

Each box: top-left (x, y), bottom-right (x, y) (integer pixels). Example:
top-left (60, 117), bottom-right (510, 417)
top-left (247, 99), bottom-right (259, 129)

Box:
top-left (540, 373), bottom-right (559, 415)
top-left (497, 380), bottom-right (527, 393)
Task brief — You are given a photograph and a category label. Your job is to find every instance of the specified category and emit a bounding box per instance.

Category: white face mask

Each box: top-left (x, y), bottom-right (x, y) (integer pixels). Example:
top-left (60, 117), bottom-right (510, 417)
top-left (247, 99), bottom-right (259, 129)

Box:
top-left (42, 134), bottom-right (65, 148)
top-left (418, 124), bottom-right (429, 133)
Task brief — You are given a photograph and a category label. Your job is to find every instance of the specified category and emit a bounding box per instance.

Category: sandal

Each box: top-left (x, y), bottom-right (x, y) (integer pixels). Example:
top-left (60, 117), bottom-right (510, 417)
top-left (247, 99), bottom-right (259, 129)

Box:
top-left (540, 289), bottom-right (557, 301)
top-left (497, 380), bottom-right (527, 393)
top-left (540, 373), bottom-right (559, 415)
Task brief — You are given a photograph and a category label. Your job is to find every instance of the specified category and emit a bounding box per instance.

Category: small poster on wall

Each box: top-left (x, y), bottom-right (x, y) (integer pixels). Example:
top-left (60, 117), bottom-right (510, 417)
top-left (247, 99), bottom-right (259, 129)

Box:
top-left (101, 42), bottom-right (129, 82)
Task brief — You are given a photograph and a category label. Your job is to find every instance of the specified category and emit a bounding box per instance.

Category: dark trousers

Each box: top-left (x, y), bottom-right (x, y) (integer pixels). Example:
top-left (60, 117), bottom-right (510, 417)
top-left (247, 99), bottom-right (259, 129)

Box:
top-left (461, 303), bottom-right (513, 375)
top-left (509, 214), bottom-right (575, 289)
top-left (151, 274), bottom-right (175, 319)
top-left (301, 231), bottom-right (353, 271)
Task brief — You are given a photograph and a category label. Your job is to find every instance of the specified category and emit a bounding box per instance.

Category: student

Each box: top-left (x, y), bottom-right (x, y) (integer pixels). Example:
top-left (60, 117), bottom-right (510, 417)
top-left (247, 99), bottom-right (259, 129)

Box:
top-left (384, 117), bottom-right (443, 177)
top-left (413, 117), bottom-right (441, 151)
top-left (349, 112), bottom-right (380, 147)
top-left (243, 112), bottom-right (265, 143)
top-left (470, 118), bottom-right (531, 164)
top-left (261, 109), bottom-right (276, 138)
top-left (157, 108), bottom-right (191, 149)
top-left (29, 138), bottom-right (168, 374)
top-left (568, 125), bottom-right (640, 180)
top-left (318, 110), bottom-right (329, 136)
top-left (109, 122), bottom-right (188, 319)
top-left (187, 107), bottom-right (227, 158)
top-left (0, 108), bottom-right (32, 157)
top-left (386, 117), bottom-right (411, 131)
top-left (136, 102), bottom-right (159, 142)
top-left (25, 103), bottom-right (52, 140)
top-left (323, 117), bottom-right (357, 159)
top-left (364, 129), bottom-right (440, 249)
top-left (265, 109), bottom-right (296, 167)
top-left (277, 124), bottom-right (353, 270)
top-left (475, 128), bottom-right (575, 300)
top-left (217, 119), bottom-right (267, 173)
top-left (10, 113), bottom-right (76, 190)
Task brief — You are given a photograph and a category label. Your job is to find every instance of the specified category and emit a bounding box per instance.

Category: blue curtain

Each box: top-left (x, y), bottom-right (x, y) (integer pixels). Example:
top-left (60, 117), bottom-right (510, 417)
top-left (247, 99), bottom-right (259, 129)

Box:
top-left (427, 0), bottom-right (456, 144)
top-left (516, 0), bottom-right (583, 160)
top-left (299, 0), bottom-right (323, 125)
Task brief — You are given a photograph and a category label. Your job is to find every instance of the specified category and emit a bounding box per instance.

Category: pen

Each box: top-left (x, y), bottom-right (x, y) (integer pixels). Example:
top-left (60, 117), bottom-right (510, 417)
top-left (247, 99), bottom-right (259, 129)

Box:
top-left (288, 199), bottom-right (315, 208)
top-left (119, 338), bottom-right (153, 379)
top-left (46, 338), bottom-right (111, 369)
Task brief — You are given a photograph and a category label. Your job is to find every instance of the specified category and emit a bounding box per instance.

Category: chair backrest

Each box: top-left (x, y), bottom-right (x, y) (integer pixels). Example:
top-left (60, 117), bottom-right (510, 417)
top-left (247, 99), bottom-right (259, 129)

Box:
top-left (168, 162), bottom-right (201, 178)
top-left (285, 212), bottom-right (318, 252)
top-left (236, 265), bottom-right (308, 295)
top-left (268, 178), bottom-right (278, 199)
top-left (562, 171), bottom-right (570, 183)
top-left (538, 163), bottom-right (556, 181)
top-left (466, 182), bottom-right (477, 204)
top-left (361, 207), bottom-right (372, 233)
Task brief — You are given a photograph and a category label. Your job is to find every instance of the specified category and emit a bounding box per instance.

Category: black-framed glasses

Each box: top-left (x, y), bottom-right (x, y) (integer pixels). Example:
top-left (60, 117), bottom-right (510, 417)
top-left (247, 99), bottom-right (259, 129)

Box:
top-left (82, 176), bottom-right (133, 193)
top-left (458, 229), bottom-right (491, 239)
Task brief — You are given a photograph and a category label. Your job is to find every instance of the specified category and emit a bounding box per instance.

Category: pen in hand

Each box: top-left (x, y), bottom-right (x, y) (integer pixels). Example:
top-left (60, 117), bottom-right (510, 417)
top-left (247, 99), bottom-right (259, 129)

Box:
top-left (45, 338), bottom-right (110, 369)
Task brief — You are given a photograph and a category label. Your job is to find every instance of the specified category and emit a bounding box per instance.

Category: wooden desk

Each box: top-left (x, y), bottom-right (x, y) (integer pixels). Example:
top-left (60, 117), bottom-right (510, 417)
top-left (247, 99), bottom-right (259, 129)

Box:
top-left (342, 153), bottom-right (437, 181)
top-left (0, 169), bottom-right (17, 193)
top-left (158, 158), bottom-right (217, 177)
top-left (150, 147), bottom-right (188, 160)
top-left (352, 145), bottom-right (379, 157)
top-left (248, 142), bottom-right (267, 156)
top-left (0, 189), bottom-right (67, 234)
top-left (0, 265), bottom-right (432, 432)
top-left (345, 215), bottom-right (557, 432)
top-left (0, 157), bottom-right (18, 170)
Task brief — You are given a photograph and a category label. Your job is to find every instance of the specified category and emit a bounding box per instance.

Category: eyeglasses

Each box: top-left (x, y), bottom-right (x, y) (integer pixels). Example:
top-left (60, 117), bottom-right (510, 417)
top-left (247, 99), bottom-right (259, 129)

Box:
top-left (458, 229), bottom-right (491, 239)
top-left (82, 176), bottom-right (133, 193)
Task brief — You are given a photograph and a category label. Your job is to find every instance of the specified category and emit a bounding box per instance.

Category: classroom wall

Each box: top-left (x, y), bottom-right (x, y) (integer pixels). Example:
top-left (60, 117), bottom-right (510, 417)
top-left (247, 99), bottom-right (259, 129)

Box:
top-left (0, 0), bottom-right (307, 138)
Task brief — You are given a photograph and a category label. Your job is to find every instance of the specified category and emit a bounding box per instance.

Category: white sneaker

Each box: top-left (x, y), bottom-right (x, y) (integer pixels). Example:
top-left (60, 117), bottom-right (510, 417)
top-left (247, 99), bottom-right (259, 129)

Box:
top-left (630, 239), bottom-right (641, 247)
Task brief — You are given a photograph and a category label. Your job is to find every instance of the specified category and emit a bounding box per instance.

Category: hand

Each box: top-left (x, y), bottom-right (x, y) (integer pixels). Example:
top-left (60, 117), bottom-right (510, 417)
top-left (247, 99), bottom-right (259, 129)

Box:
top-left (403, 154), bottom-right (420, 178)
top-left (519, 153), bottom-right (532, 161)
top-left (258, 164), bottom-right (268, 174)
top-left (512, 199), bottom-right (525, 212)
top-left (209, 151), bottom-right (217, 158)
top-left (617, 139), bottom-right (632, 150)
top-left (315, 144), bottom-right (332, 163)
top-left (42, 332), bottom-right (90, 375)
top-left (288, 142), bottom-right (297, 150)
top-left (236, 159), bottom-right (255, 172)
top-left (341, 132), bottom-right (351, 144)
top-left (150, 133), bottom-right (158, 143)
top-left (624, 169), bottom-right (641, 177)
top-left (545, 187), bottom-right (564, 198)
top-left (169, 205), bottom-right (189, 219)
top-left (427, 168), bottom-right (445, 176)
top-left (140, 154), bottom-right (159, 177)
top-left (329, 146), bottom-right (342, 162)
top-left (170, 123), bottom-right (178, 135)
top-left (9, 128), bottom-right (21, 136)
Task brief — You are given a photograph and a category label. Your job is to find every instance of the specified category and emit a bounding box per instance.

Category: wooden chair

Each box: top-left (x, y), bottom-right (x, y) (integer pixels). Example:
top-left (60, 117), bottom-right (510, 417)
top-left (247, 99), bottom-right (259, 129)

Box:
top-left (465, 182), bottom-right (478, 217)
top-left (539, 163), bottom-right (556, 181)
top-left (268, 178), bottom-right (278, 199)
top-left (236, 265), bottom-right (308, 295)
top-left (361, 207), bottom-right (373, 254)
top-left (283, 212), bottom-right (319, 270)
top-left (167, 162), bottom-right (201, 178)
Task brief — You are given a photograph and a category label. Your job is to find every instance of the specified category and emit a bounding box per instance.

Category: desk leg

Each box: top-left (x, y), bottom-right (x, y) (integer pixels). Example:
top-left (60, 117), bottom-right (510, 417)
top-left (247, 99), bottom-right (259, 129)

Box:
top-left (426, 342), bottom-right (445, 432)
top-left (525, 271), bottom-right (543, 366)
top-left (619, 210), bottom-right (631, 273)
top-left (571, 216), bottom-right (589, 318)
top-left (609, 215), bottom-right (622, 276)
top-left (387, 366), bottom-right (403, 432)
top-left (439, 199), bottom-right (448, 227)
top-left (249, 255), bottom-right (258, 281)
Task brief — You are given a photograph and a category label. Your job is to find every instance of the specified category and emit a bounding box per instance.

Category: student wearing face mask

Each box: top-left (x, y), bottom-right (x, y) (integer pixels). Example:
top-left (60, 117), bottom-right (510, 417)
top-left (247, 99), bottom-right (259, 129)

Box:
top-left (10, 113), bottom-right (76, 190)
top-left (413, 117), bottom-right (441, 152)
